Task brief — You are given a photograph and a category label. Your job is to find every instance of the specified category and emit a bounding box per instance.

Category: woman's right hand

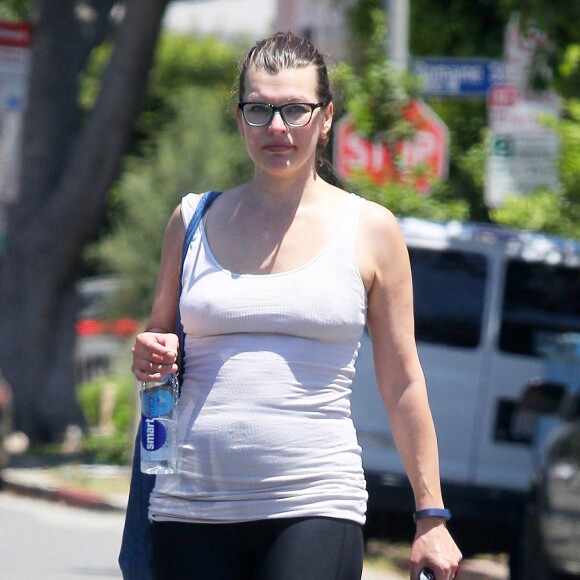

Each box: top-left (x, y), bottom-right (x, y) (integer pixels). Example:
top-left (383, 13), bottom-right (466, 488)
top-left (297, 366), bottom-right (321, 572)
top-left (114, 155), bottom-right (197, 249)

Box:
top-left (131, 331), bottom-right (179, 382)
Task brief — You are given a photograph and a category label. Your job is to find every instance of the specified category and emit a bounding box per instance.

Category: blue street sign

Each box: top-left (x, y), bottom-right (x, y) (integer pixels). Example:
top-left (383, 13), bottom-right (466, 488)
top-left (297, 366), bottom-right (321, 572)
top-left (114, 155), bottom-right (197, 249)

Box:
top-left (413, 57), bottom-right (506, 97)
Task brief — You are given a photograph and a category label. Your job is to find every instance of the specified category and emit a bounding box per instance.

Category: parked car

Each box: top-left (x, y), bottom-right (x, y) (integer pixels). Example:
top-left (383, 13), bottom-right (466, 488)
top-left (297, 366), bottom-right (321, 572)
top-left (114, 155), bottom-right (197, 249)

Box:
top-left (75, 276), bottom-right (140, 385)
top-left (76, 276), bottom-right (139, 339)
top-left (516, 333), bottom-right (580, 578)
top-left (349, 219), bottom-right (580, 576)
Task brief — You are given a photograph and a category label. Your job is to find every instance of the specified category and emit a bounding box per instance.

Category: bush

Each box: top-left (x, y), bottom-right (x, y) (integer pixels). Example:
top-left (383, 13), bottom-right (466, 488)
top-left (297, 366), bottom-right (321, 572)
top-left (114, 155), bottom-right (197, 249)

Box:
top-left (91, 86), bottom-right (252, 318)
top-left (77, 372), bottom-right (137, 464)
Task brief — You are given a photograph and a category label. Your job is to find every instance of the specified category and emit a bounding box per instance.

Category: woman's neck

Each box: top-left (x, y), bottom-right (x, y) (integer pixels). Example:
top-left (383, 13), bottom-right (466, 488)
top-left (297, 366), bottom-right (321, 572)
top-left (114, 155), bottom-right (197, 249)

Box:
top-left (245, 169), bottom-right (322, 210)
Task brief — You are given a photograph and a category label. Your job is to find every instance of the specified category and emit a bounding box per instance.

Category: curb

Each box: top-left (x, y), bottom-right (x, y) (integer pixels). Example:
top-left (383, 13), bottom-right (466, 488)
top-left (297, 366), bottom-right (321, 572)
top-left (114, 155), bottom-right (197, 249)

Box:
top-left (1, 472), bottom-right (126, 513)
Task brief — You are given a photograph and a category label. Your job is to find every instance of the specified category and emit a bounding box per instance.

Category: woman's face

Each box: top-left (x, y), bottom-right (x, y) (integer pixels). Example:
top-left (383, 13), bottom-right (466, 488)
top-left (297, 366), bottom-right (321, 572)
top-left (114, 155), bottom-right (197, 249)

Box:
top-left (237, 64), bottom-right (333, 180)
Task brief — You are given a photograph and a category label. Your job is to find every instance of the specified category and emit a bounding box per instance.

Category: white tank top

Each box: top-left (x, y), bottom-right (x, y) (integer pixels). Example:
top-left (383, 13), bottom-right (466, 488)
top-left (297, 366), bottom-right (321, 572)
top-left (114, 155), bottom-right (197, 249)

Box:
top-left (149, 192), bottom-right (369, 524)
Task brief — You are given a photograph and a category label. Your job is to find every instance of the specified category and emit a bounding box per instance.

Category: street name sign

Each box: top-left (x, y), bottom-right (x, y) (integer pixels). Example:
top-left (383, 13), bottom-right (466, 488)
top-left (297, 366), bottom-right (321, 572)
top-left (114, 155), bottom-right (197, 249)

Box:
top-left (413, 57), bottom-right (506, 97)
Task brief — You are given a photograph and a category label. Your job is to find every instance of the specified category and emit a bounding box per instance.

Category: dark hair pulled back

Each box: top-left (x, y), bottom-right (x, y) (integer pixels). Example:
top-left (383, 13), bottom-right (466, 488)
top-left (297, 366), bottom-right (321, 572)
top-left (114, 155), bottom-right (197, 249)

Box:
top-left (238, 31), bottom-right (333, 106)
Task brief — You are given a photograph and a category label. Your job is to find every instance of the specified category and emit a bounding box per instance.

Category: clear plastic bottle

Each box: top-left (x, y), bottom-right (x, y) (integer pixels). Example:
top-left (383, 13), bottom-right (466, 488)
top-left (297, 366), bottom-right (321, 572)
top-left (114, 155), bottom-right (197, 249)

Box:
top-left (140, 374), bottom-right (179, 474)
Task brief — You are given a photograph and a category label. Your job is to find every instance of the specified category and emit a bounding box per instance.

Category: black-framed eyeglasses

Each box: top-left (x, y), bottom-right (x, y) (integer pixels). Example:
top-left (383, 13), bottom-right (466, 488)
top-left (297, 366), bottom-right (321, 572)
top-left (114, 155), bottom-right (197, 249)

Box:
top-left (237, 101), bottom-right (327, 127)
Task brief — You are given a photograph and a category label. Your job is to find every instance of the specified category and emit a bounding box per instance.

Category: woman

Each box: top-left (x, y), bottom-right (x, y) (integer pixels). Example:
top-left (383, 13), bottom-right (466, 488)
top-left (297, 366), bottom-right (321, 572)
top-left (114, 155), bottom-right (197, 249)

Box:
top-left (123, 31), bottom-right (461, 580)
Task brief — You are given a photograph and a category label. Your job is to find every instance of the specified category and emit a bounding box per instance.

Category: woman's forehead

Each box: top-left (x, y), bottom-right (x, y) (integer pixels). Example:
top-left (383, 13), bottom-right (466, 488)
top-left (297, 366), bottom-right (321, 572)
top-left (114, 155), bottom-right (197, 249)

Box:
top-left (243, 65), bottom-right (318, 101)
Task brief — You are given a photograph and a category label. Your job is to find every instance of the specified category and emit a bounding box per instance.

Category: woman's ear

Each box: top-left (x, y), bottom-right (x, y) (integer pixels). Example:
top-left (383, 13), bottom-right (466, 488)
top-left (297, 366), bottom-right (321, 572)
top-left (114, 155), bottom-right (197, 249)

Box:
top-left (323, 102), bottom-right (334, 133)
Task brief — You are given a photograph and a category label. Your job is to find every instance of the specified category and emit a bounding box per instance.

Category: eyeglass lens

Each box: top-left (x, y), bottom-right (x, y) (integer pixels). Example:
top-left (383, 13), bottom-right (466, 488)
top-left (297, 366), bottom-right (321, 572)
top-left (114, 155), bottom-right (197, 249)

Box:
top-left (242, 103), bottom-right (315, 127)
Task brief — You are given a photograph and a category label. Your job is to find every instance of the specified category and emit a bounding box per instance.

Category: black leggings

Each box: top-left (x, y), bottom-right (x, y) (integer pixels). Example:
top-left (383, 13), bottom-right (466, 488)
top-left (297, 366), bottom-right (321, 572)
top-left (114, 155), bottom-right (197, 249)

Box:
top-left (151, 516), bottom-right (364, 580)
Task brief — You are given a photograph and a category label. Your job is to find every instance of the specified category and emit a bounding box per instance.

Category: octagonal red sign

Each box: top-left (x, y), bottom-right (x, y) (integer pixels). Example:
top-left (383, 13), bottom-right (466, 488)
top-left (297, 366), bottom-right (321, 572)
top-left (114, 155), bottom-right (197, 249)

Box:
top-left (333, 100), bottom-right (449, 193)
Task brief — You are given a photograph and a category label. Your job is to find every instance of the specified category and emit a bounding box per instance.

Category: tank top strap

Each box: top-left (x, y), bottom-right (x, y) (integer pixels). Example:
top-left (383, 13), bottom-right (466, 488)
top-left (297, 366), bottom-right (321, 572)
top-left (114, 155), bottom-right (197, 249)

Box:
top-left (180, 192), bottom-right (203, 228)
top-left (327, 193), bottom-right (363, 256)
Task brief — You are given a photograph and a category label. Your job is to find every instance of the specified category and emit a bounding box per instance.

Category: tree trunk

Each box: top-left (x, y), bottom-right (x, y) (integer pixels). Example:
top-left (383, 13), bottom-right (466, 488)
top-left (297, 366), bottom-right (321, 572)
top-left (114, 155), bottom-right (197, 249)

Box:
top-left (0, 0), bottom-right (168, 441)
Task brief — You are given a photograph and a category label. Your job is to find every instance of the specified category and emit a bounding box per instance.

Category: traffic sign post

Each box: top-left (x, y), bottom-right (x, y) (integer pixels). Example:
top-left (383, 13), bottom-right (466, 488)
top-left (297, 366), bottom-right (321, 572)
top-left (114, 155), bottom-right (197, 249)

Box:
top-left (333, 99), bottom-right (449, 193)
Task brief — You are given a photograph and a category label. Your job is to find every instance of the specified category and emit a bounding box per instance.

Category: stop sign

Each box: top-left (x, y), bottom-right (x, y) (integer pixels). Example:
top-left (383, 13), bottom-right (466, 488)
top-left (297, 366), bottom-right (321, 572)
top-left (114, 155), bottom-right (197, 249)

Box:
top-left (333, 100), bottom-right (449, 193)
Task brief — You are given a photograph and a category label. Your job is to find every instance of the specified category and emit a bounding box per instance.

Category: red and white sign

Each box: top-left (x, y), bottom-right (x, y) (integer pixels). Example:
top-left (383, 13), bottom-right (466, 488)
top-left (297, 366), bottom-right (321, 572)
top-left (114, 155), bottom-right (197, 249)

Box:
top-left (0, 21), bottom-right (31, 48)
top-left (333, 99), bottom-right (449, 193)
top-left (488, 84), bottom-right (560, 134)
top-left (0, 21), bottom-right (31, 206)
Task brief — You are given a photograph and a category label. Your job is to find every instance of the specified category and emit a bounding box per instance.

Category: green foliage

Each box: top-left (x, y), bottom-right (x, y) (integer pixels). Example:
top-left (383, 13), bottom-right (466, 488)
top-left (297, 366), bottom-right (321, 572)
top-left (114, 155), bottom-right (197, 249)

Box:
top-left (80, 33), bottom-right (241, 159)
top-left (456, 139), bottom-right (487, 191)
top-left (558, 99), bottom-right (580, 197)
top-left (152, 32), bottom-right (241, 93)
top-left (77, 371), bottom-right (136, 465)
top-left (341, 0), bottom-right (580, 236)
top-left (410, 0), bottom-right (511, 58)
top-left (489, 189), bottom-right (575, 236)
top-left (334, 8), bottom-right (465, 219)
top-left (90, 86), bottom-right (252, 318)
top-left (0, 0), bottom-right (29, 21)
top-left (427, 101), bottom-right (490, 221)
top-left (490, 99), bottom-right (580, 238)
top-left (350, 173), bottom-right (469, 221)
top-left (80, 33), bottom-right (244, 278)
top-left (334, 9), bottom-right (419, 146)
top-left (79, 42), bottom-right (113, 114)
top-left (346, 0), bottom-right (382, 40)
top-left (135, 33), bottom-right (242, 154)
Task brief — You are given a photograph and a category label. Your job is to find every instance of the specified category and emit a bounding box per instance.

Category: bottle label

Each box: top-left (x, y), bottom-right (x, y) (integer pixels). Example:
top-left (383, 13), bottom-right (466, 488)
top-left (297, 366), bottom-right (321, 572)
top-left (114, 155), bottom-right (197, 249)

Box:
top-left (141, 415), bottom-right (167, 452)
top-left (142, 388), bottom-right (174, 418)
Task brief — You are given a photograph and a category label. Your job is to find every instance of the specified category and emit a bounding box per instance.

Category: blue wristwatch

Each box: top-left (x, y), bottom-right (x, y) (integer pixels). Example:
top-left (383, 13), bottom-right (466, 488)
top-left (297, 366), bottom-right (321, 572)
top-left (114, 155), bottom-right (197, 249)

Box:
top-left (413, 508), bottom-right (452, 522)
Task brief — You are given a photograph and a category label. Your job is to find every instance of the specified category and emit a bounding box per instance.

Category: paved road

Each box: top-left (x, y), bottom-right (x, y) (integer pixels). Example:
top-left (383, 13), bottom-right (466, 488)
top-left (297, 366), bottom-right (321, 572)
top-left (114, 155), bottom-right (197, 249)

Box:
top-left (0, 492), bottom-right (123, 579)
top-left (0, 490), bottom-right (403, 580)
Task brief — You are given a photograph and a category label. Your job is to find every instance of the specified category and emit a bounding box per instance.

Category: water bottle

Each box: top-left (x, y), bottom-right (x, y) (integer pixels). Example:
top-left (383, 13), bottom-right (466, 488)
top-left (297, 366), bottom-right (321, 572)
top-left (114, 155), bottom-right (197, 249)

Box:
top-left (140, 374), bottom-right (179, 474)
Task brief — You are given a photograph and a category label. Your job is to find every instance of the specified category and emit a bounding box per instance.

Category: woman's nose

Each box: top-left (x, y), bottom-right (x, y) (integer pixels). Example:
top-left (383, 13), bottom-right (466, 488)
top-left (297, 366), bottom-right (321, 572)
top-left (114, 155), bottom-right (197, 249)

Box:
top-left (268, 110), bottom-right (288, 133)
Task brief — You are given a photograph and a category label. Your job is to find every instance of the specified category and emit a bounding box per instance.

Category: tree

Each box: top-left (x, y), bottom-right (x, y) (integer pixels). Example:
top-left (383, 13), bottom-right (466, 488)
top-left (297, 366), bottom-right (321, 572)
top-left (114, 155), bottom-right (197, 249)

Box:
top-left (0, 0), bottom-right (169, 441)
top-left (93, 86), bottom-right (253, 320)
top-left (334, 9), bottom-right (469, 219)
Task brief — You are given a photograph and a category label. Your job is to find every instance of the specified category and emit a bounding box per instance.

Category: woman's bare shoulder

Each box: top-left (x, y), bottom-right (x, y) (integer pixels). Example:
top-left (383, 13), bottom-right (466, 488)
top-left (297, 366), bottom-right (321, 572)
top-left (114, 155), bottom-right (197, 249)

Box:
top-left (358, 197), bottom-right (402, 246)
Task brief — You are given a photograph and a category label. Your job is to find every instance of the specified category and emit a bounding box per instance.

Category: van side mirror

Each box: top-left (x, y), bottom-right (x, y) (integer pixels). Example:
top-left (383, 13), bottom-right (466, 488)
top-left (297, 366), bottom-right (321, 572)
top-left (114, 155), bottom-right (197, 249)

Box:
top-left (494, 379), bottom-right (569, 444)
top-left (518, 379), bottom-right (567, 415)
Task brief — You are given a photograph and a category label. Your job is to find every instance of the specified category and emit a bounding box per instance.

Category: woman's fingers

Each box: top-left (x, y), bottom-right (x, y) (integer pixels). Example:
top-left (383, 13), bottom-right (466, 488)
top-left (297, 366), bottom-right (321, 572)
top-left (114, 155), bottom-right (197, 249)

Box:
top-left (131, 332), bottom-right (179, 382)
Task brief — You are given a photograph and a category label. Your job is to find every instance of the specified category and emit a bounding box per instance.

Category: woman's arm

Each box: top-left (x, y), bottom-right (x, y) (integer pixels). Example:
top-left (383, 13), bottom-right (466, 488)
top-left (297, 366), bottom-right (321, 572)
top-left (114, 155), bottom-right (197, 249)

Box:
top-left (358, 200), bottom-right (461, 580)
top-left (131, 204), bottom-right (185, 383)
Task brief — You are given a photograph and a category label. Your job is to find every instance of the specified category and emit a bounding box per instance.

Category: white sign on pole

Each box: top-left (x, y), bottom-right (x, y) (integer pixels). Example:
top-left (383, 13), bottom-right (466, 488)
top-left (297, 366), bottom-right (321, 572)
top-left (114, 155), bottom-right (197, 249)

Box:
top-left (0, 21), bottom-right (31, 205)
top-left (485, 84), bottom-right (560, 207)
top-left (503, 12), bottom-right (550, 93)
top-left (485, 14), bottom-right (561, 208)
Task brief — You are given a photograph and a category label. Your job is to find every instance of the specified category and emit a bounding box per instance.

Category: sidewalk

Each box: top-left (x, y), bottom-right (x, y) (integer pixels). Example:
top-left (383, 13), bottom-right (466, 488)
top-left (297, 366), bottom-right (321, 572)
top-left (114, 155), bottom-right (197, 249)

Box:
top-left (1, 457), bottom-right (508, 580)
top-left (1, 458), bottom-right (130, 512)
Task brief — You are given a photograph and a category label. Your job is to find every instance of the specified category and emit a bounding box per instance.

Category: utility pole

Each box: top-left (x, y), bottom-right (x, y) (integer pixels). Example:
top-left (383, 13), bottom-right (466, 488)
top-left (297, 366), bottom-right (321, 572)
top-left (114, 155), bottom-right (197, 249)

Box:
top-left (385, 0), bottom-right (410, 71)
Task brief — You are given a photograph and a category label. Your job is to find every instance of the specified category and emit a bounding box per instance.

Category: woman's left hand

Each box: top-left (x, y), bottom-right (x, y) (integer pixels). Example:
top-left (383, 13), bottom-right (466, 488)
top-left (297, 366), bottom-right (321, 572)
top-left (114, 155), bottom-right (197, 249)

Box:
top-left (409, 519), bottom-right (462, 580)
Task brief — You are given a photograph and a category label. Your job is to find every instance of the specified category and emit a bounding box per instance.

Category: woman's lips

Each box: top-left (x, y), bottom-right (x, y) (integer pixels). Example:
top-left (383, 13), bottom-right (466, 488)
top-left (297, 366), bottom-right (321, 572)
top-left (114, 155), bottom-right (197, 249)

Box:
top-left (263, 143), bottom-right (294, 153)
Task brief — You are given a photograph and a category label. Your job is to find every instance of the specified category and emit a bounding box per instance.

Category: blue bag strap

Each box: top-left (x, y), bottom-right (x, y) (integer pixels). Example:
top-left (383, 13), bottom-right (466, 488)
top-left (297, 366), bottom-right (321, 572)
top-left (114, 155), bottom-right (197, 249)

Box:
top-left (119, 190), bottom-right (222, 580)
top-left (175, 190), bottom-right (222, 383)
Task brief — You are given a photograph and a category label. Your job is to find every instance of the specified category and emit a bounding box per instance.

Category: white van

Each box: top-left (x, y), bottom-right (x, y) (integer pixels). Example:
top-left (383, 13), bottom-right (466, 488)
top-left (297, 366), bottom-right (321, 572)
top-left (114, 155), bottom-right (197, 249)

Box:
top-left (350, 218), bottom-right (580, 574)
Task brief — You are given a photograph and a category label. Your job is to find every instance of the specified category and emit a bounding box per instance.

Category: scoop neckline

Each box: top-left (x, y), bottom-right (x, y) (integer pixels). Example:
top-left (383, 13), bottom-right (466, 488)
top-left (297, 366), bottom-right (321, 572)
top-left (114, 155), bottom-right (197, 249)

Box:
top-left (199, 193), bottom-right (355, 278)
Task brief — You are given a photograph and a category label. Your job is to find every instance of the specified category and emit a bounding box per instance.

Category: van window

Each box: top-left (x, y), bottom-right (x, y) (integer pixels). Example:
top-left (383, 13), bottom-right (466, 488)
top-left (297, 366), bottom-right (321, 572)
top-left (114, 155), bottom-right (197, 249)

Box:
top-left (409, 248), bottom-right (487, 348)
top-left (500, 260), bottom-right (580, 356)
